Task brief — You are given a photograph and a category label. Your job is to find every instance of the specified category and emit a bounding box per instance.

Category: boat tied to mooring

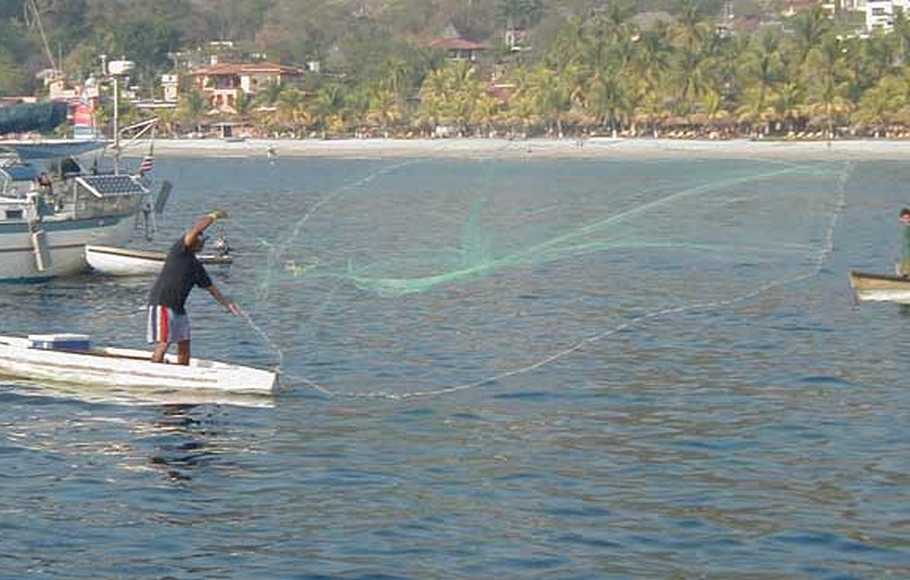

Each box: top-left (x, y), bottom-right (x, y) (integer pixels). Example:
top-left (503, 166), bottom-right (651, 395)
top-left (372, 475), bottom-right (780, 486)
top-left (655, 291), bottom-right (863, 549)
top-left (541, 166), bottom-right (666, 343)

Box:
top-left (86, 232), bottom-right (233, 276)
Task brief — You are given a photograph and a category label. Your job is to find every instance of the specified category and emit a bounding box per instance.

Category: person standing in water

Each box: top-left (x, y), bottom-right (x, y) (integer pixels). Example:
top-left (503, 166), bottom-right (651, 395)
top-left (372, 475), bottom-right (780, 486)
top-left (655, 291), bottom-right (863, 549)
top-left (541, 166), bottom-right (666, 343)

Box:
top-left (899, 208), bottom-right (910, 277)
top-left (147, 210), bottom-right (241, 365)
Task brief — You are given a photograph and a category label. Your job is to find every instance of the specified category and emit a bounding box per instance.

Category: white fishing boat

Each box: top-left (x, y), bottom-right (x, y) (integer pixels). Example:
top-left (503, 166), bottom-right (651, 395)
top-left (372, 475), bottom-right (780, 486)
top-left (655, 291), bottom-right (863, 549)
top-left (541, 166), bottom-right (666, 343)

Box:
top-left (85, 244), bottom-right (233, 276)
top-left (849, 270), bottom-right (910, 304)
top-left (0, 334), bottom-right (277, 394)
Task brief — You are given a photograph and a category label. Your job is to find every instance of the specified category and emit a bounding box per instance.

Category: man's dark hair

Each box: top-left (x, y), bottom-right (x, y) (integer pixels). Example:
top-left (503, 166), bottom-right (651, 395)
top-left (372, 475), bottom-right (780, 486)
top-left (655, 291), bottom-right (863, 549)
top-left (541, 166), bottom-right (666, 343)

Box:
top-left (901, 208), bottom-right (910, 218)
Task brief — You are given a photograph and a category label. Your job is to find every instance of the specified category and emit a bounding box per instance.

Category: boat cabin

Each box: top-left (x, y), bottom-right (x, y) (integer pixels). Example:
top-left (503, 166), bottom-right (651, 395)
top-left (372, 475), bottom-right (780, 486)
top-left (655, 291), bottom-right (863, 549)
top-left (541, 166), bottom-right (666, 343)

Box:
top-left (0, 150), bottom-right (148, 224)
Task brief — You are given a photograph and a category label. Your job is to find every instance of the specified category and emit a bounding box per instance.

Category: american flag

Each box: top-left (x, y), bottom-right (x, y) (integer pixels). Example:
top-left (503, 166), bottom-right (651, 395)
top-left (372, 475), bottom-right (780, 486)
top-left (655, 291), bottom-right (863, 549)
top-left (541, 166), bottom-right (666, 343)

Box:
top-left (138, 155), bottom-right (154, 175)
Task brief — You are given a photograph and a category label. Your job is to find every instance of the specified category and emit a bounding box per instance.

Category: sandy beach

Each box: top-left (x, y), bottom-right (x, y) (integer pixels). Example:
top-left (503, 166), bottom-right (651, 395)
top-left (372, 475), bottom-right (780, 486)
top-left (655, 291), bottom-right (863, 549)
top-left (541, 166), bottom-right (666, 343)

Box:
top-left (137, 136), bottom-right (910, 160)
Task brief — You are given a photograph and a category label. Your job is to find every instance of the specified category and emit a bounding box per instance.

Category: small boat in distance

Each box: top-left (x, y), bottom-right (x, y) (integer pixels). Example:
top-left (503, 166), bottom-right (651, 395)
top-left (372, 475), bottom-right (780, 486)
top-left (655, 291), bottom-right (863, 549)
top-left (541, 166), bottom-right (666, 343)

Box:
top-left (849, 270), bottom-right (910, 304)
top-left (86, 244), bottom-right (232, 276)
top-left (0, 334), bottom-right (277, 394)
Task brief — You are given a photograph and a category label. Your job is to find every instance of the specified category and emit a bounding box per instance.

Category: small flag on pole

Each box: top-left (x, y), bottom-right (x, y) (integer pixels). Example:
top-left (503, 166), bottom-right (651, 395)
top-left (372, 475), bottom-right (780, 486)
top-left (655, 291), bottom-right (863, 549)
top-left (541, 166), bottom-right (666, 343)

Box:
top-left (139, 155), bottom-right (154, 174)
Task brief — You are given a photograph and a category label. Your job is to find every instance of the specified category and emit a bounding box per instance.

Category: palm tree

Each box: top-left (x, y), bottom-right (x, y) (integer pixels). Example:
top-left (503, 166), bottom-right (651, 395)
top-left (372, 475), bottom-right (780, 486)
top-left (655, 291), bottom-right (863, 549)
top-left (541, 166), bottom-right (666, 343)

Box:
top-left (505, 66), bottom-right (539, 135)
top-left (673, 41), bottom-right (709, 114)
top-left (634, 24), bottom-right (672, 95)
top-left (792, 6), bottom-right (831, 66)
top-left (700, 88), bottom-right (730, 133)
top-left (772, 81), bottom-right (806, 134)
top-left (597, 0), bottom-right (634, 44)
top-left (744, 31), bottom-right (782, 115)
top-left (276, 88), bottom-right (310, 137)
top-left (313, 84), bottom-right (345, 137)
top-left (177, 90), bottom-right (206, 134)
top-left (234, 92), bottom-right (254, 118)
top-left (736, 86), bottom-right (775, 136)
top-left (526, 66), bottom-right (571, 137)
top-left (255, 81), bottom-right (286, 107)
top-left (676, 0), bottom-right (706, 53)
top-left (671, 2), bottom-right (711, 113)
top-left (853, 75), bottom-right (907, 136)
top-left (381, 56), bottom-right (411, 103)
top-left (586, 65), bottom-right (630, 137)
top-left (862, 35), bottom-right (897, 90)
top-left (471, 91), bottom-right (502, 137)
top-left (893, 10), bottom-right (910, 65)
top-left (634, 89), bottom-right (668, 138)
top-left (548, 16), bottom-right (587, 71)
top-left (366, 85), bottom-right (401, 136)
top-left (805, 35), bottom-right (852, 139)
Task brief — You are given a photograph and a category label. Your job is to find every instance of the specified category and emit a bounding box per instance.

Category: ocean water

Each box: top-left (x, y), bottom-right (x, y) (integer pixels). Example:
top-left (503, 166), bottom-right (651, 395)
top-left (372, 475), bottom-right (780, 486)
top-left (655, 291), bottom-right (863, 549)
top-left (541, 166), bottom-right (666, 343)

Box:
top-left (2, 153), bottom-right (910, 577)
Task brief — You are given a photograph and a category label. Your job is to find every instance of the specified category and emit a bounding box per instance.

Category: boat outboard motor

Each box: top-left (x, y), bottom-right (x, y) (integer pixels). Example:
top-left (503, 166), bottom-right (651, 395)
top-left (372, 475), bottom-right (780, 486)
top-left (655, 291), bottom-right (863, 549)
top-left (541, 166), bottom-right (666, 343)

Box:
top-left (143, 180), bottom-right (173, 238)
top-left (212, 228), bottom-right (231, 257)
top-left (154, 181), bottom-right (172, 217)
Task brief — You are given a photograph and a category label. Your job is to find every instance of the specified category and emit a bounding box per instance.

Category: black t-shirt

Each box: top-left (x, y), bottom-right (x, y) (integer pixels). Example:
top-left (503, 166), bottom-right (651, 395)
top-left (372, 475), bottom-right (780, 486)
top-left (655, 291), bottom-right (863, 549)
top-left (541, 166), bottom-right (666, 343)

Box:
top-left (147, 237), bottom-right (213, 313)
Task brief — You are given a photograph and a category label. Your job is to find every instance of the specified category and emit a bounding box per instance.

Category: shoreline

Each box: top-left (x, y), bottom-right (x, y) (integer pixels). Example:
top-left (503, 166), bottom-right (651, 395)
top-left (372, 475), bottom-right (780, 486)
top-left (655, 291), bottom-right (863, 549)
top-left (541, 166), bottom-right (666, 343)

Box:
top-left (132, 137), bottom-right (910, 160)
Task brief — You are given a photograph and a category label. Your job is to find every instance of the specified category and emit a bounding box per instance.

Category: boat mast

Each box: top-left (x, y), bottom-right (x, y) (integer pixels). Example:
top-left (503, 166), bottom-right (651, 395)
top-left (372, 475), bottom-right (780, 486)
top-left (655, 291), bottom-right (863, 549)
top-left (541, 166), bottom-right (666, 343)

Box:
top-left (113, 75), bottom-right (120, 174)
top-left (107, 60), bottom-right (134, 175)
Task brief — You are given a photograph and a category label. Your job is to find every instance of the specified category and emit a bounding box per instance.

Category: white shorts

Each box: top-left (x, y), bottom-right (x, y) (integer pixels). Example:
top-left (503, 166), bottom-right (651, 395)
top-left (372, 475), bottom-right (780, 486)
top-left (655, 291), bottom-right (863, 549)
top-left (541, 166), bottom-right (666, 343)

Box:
top-left (147, 305), bottom-right (191, 344)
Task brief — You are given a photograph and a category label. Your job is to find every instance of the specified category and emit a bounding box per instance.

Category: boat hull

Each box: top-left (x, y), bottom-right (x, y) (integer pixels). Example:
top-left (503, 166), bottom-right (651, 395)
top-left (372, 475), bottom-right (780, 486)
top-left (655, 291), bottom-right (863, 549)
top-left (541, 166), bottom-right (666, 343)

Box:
top-left (0, 336), bottom-right (277, 393)
top-left (849, 270), bottom-right (910, 304)
top-left (85, 244), bottom-right (233, 276)
top-left (0, 215), bottom-right (134, 281)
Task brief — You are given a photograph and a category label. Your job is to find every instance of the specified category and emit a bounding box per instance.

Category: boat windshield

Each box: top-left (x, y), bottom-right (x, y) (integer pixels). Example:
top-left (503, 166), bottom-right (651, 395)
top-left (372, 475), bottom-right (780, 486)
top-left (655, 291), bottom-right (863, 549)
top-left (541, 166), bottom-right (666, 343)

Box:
top-left (0, 161), bottom-right (38, 198)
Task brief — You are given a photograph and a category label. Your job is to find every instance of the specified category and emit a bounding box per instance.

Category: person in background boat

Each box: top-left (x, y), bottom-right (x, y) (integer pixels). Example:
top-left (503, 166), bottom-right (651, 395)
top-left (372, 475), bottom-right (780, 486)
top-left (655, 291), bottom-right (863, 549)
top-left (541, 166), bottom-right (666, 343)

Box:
top-left (900, 208), bottom-right (910, 277)
top-left (147, 210), bottom-right (241, 365)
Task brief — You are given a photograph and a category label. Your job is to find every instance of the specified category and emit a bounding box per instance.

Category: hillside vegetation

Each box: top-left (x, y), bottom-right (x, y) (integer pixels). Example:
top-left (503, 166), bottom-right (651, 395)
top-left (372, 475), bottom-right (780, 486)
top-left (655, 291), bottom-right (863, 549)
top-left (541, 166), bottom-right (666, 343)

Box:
top-left (7, 1), bottom-right (910, 140)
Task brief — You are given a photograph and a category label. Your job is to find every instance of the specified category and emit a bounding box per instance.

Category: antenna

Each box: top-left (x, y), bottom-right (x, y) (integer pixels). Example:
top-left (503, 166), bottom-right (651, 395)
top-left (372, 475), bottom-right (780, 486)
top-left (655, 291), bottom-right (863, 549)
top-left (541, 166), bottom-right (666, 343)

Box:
top-left (26, 0), bottom-right (58, 73)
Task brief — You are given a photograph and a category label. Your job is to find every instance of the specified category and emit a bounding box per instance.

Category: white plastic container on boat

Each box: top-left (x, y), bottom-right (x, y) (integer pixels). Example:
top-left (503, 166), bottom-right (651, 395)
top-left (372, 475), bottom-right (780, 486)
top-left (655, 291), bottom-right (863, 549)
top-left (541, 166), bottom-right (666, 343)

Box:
top-left (28, 333), bottom-right (92, 351)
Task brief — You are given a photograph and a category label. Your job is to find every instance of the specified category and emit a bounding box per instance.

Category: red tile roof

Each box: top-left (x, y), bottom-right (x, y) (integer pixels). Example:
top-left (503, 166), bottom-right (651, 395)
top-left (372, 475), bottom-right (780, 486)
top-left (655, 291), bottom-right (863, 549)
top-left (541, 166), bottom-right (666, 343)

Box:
top-left (190, 62), bottom-right (305, 76)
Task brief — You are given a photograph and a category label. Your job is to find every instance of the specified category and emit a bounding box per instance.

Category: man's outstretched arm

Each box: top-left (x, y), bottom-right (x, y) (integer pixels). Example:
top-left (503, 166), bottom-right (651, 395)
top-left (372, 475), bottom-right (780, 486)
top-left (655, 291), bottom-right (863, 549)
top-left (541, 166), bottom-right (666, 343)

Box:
top-left (207, 283), bottom-right (241, 316)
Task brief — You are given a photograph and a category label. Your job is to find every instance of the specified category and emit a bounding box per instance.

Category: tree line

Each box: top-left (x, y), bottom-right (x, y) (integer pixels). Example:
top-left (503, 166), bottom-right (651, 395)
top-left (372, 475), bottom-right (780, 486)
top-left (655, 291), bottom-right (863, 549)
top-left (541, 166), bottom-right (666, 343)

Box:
top-left (6, 1), bottom-right (910, 139)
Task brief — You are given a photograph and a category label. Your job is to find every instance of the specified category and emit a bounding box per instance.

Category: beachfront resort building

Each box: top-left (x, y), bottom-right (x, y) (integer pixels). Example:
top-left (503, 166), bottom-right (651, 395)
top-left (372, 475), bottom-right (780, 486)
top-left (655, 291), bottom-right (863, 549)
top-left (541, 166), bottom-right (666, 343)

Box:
top-left (188, 60), bottom-right (307, 112)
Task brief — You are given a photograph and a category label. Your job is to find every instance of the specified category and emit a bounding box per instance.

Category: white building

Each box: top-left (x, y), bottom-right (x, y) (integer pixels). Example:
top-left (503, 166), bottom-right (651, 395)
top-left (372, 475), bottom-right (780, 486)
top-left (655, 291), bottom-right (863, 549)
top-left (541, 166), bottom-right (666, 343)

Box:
top-left (866, 0), bottom-right (909, 32)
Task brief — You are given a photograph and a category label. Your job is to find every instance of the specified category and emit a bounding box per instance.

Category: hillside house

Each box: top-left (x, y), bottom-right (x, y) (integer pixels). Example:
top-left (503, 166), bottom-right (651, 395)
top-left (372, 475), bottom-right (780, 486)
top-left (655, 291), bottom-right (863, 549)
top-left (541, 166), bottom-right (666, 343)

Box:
top-left (188, 61), bottom-right (306, 112)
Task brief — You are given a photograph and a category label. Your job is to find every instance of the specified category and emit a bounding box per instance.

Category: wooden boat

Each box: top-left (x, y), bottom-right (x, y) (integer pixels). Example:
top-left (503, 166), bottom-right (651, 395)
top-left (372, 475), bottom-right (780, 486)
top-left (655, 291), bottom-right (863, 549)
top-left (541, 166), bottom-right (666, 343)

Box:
top-left (85, 244), bottom-right (233, 276)
top-left (0, 335), bottom-right (277, 394)
top-left (849, 270), bottom-right (910, 304)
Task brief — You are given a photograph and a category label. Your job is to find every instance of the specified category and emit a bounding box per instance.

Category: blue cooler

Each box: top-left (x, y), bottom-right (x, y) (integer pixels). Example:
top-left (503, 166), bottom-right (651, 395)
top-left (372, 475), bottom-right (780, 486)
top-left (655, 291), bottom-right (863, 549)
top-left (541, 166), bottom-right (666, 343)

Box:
top-left (28, 333), bottom-right (92, 351)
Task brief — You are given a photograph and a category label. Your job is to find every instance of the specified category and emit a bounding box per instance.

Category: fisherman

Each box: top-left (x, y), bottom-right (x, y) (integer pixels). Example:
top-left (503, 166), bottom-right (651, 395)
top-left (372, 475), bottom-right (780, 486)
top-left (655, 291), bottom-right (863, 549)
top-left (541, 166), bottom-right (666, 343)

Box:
top-left (900, 208), bottom-right (910, 277)
top-left (147, 210), bottom-right (241, 365)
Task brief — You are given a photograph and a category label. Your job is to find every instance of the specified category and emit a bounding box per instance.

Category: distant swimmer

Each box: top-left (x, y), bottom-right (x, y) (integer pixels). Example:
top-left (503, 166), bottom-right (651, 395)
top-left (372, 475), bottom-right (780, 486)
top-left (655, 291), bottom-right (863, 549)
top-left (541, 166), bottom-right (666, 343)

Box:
top-left (267, 146), bottom-right (278, 163)
top-left (899, 208), bottom-right (910, 277)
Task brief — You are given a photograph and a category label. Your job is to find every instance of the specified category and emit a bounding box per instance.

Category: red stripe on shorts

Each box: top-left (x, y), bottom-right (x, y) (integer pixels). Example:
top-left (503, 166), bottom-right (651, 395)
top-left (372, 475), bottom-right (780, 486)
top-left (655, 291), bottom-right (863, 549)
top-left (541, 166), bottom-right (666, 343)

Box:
top-left (160, 306), bottom-right (169, 343)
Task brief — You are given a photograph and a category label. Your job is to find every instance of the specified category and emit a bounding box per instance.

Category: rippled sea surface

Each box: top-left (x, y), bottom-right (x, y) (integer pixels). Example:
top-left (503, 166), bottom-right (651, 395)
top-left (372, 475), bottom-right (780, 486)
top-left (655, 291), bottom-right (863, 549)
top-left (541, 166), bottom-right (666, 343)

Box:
top-left (2, 153), bottom-right (910, 578)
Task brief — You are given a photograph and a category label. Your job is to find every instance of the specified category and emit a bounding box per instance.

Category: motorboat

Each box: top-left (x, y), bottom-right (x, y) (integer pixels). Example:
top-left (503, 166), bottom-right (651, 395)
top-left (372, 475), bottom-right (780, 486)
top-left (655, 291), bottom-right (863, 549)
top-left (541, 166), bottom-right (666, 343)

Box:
top-left (86, 244), bottom-right (233, 277)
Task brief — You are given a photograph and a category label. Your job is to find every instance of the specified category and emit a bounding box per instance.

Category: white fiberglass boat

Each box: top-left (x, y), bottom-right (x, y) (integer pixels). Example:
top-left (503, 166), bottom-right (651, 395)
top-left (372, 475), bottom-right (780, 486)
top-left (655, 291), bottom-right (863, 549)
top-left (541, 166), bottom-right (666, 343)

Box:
top-left (85, 244), bottom-right (233, 276)
top-left (0, 334), bottom-right (277, 394)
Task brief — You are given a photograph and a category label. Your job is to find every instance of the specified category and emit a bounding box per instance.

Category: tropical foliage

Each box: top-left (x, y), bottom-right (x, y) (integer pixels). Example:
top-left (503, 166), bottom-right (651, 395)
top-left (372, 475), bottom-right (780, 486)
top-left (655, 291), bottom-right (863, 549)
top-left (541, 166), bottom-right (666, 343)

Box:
top-left (6, 1), bottom-right (910, 138)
